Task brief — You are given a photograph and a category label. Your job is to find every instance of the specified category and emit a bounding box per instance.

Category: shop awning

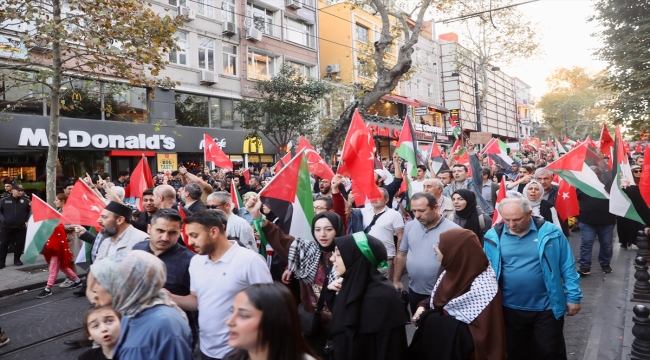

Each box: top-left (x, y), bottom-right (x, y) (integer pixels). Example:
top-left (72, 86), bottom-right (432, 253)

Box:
top-left (109, 150), bottom-right (156, 157)
top-left (381, 94), bottom-right (420, 107)
top-left (414, 101), bottom-right (450, 113)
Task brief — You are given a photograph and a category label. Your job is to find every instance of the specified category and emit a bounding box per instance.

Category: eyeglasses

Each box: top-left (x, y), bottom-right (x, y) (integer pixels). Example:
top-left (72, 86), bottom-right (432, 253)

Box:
top-left (633, 170), bottom-right (642, 174)
top-left (206, 203), bottom-right (226, 209)
top-left (314, 206), bottom-right (330, 211)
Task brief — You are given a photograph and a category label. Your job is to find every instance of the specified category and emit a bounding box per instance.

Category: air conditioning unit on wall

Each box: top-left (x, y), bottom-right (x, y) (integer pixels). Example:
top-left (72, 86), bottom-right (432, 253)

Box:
top-left (286, 0), bottom-right (302, 9)
top-left (200, 71), bottom-right (217, 86)
top-left (246, 28), bottom-right (263, 42)
top-left (178, 6), bottom-right (196, 21)
top-left (223, 22), bottom-right (237, 36)
top-left (325, 64), bottom-right (340, 74)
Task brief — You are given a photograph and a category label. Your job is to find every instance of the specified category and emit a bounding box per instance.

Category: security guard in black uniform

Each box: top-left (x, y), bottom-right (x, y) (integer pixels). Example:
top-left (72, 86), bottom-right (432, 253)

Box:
top-left (0, 184), bottom-right (31, 268)
top-left (1, 181), bottom-right (13, 198)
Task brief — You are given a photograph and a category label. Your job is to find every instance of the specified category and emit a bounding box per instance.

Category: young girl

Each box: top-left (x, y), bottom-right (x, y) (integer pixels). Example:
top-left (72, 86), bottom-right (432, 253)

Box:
top-left (36, 193), bottom-right (82, 299)
top-left (79, 306), bottom-right (121, 360)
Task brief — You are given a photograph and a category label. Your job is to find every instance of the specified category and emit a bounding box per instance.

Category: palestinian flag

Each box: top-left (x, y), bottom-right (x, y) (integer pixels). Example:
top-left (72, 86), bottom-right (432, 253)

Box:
top-left (450, 113), bottom-right (462, 138)
top-left (24, 195), bottom-right (61, 264)
top-left (430, 141), bottom-right (449, 175)
top-left (395, 115), bottom-right (420, 177)
top-left (556, 137), bottom-right (568, 154)
top-left (455, 147), bottom-right (472, 178)
top-left (75, 227), bottom-right (97, 270)
top-left (483, 138), bottom-right (513, 170)
top-left (609, 126), bottom-right (644, 223)
top-left (564, 136), bottom-right (576, 146)
top-left (492, 178), bottom-right (507, 225)
top-left (231, 180), bottom-right (244, 210)
top-left (259, 151), bottom-right (315, 250)
top-left (546, 142), bottom-right (610, 200)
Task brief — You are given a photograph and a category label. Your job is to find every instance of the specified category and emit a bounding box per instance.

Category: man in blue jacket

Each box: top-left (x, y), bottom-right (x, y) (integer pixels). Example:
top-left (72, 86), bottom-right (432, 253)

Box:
top-left (484, 197), bottom-right (582, 359)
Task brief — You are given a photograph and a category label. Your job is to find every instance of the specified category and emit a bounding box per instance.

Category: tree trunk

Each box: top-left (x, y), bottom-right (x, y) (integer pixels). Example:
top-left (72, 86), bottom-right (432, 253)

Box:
top-left (46, 0), bottom-right (62, 206)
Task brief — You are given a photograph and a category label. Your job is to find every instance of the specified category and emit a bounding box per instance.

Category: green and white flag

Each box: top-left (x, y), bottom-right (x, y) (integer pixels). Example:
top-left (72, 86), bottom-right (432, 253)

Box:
top-left (610, 126), bottom-right (644, 222)
top-left (395, 116), bottom-right (422, 177)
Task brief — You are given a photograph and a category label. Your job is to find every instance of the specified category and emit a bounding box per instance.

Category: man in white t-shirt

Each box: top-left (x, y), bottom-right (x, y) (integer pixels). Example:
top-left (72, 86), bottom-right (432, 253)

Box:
top-left (362, 187), bottom-right (405, 280)
top-left (409, 165), bottom-right (428, 194)
top-left (168, 210), bottom-right (272, 360)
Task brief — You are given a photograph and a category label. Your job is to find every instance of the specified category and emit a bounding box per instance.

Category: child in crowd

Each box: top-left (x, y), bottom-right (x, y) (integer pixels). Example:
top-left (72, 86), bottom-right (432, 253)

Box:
top-left (78, 306), bottom-right (121, 360)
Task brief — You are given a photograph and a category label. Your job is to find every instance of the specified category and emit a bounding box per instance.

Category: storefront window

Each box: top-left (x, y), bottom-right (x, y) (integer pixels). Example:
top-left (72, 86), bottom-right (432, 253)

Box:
top-left (105, 83), bottom-right (148, 122)
top-left (58, 78), bottom-right (103, 120)
top-left (58, 150), bottom-right (108, 183)
top-left (0, 70), bottom-right (46, 115)
top-left (175, 93), bottom-right (209, 127)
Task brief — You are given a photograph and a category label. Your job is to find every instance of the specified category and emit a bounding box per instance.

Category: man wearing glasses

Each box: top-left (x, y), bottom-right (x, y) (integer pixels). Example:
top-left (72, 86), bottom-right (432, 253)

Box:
top-left (313, 196), bottom-right (334, 215)
top-left (206, 192), bottom-right (256, 251)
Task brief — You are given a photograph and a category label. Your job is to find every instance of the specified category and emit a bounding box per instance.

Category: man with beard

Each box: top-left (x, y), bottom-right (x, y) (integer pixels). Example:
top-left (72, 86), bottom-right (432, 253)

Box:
top-left (312, 178), bottom-right (332, 200)
top-left (85, 201), bottom-right (149, 303)
top-left (168, 211), bottom-right (272, 360)
top-left (206, 192), bottom-right (256, 251)
top-left (132, 209), bottom-right (198, 348)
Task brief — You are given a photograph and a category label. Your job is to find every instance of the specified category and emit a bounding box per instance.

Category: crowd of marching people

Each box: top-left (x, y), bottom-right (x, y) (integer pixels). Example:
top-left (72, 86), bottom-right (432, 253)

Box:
top-left (0, 119), bottom-right (649, 360)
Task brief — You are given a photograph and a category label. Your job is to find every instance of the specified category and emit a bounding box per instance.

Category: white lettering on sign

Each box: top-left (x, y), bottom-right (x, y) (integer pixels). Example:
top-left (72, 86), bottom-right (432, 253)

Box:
top-left (17, 128), bottom-right (176, 150)
top-left (414, 124), bottom-right (442, 134)
top-left (198, 139), bottom-right (227, 150)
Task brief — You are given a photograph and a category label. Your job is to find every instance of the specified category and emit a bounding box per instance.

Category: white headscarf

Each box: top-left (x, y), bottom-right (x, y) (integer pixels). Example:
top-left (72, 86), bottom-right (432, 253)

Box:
top-left (523, 180), bottom-right (544, 216)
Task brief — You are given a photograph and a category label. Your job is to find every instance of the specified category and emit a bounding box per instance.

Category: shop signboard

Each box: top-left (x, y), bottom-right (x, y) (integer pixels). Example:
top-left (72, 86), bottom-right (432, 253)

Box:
top-left (414, 107), bottom-right (428, 116)
top-left (0, 35), bottom-right (27, 60)
top-left (157, 153), bottom-right (178, 173)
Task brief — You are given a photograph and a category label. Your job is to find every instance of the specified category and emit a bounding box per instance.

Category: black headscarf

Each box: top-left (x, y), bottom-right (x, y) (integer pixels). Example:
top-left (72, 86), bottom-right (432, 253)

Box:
top-left (329, 234), bottom-right (407, 336)
top-left (311, 212), bottom-right (345, 252)
top-left (452, 189), bottom-right (484, 243)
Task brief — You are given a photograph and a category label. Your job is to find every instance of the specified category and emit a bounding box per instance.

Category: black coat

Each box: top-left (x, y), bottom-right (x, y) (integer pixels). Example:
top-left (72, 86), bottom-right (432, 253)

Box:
top-left (408, 309), bottom-right (474, 360)
top-left (0, 196), bottom-right (31, 228)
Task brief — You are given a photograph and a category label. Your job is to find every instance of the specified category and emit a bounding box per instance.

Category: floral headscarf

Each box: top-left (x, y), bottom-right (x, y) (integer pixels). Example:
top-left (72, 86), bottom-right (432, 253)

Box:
top-left (91, 250), bottom-right (186, 319)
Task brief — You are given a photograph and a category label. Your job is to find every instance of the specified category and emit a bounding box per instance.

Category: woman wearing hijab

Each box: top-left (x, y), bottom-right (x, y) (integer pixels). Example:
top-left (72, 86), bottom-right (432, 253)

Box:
top-left (409, 228), bottom-right (506, 360)
top-left (328, 233), bottom-right (408, 360)
top-left (90, 250), bottom-right (193, 360)
top-left (522, 180), bottom-right (567, 235)
top-left (246, 196), bottom-right (345, 357)
top-left (451, 189), bottom-right (491, 245)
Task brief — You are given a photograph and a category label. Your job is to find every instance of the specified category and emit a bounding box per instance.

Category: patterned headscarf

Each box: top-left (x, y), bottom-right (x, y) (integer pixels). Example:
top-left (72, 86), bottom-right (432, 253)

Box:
top-left (91, 250), bottom-right (186, 319)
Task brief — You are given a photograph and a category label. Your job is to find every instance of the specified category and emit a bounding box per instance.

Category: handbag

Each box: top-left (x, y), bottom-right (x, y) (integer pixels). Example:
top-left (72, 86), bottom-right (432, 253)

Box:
top-left (298, 256), bottom-right (330, 336)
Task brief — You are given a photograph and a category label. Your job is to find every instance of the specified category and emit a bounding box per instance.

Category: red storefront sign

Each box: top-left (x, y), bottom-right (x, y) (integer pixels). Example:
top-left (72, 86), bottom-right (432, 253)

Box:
top-left (370, 125), bottom-right (433, 141)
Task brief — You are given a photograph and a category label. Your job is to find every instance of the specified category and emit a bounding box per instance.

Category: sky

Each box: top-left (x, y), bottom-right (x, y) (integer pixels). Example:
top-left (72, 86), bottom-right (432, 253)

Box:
top-left (435, 0), bottom-right (607, 99)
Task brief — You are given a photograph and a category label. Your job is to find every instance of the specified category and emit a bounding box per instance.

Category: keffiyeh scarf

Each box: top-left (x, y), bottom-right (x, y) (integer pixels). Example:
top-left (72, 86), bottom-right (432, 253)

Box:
top-left (430, 264), bottom-right (498, 324)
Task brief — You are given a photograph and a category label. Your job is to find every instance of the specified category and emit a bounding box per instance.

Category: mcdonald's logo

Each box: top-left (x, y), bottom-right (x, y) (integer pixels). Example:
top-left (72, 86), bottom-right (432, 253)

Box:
top-left (71, 92), bottom-right (82, 101)
top-left (243, 136), bottom-right (264, 154)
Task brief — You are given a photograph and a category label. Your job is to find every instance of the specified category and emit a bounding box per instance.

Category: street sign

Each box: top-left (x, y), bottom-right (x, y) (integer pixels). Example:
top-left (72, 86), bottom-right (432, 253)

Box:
top-left (469, 132), bottom-right (493, 144)
top-left (415, 107), bottom-right (428, 116)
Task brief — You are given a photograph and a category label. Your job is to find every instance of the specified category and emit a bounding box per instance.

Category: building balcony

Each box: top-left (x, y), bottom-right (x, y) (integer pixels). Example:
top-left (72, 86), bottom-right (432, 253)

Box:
top-left (361, 113), bottom-right (404, 126)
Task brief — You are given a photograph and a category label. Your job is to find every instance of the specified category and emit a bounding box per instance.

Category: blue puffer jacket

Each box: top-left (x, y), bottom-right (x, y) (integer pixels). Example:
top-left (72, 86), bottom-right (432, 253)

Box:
top-left (483, 216), bottom-right (582, 319)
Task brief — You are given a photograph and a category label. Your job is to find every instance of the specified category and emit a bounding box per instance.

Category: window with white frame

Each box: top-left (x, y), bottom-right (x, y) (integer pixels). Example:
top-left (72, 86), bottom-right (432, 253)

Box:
top-left (198, 36), bottom-right (214, 71)
top-left (373, 25), bottom-right (381, 42)
top-left (288, 61), bottom-right (314, 78)
top-left (416, 79), bottom-right (421, 91)
top-left (301, 0), bottom-right (315, 7)
top-left (223, 44), bottom-right (238, 76)
top-left (169, 0), bottom-right (186, 5)
top-left (252, 6), bottom-right (274, 36)
top-left (248, 50), bottom-right (276, 80)
top-left (285, 18), bottom-right (314, 48)
top-left (169, 31), bottom-right (188, 66)
top-left (427, 83), bottom-right (433, 97)
top-left (356, 24), bottom-right (369, 42)
top-left (427, 53), bottom-right (433, 67)
top-left (197, 0), bottom-right (214, 17)
top-left (221, 0), bottom-right (235, 23)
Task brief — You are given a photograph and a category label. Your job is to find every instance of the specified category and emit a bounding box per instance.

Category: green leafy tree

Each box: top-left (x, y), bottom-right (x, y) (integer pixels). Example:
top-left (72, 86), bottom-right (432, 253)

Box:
top-left (590, 0), bottom-right (650, 138)
top-left (537, 67), bottom-right (612, 139)
top-left (0, 0), bottom-right (184, 204)
top-left (318, 0), bottom-right (448, 162)
top-left (236, 63), bottom-right (332, 156)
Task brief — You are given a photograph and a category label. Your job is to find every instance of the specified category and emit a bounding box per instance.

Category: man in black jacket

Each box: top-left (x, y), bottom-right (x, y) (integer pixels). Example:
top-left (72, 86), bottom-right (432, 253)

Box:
top-left (576, 188), bottom-right (615, 276)
top-left (535, 168), bottom-right (559, 206)
top-left (0, 185), bottom-right (31, 268)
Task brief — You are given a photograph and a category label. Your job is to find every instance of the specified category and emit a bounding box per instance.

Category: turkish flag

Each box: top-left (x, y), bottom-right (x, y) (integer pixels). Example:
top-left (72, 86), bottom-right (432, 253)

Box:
top-left (242, 169), bottom-right (250, 184)
top-left (598, 123), bottom-right (614, 164)
top-left (297, 136), bottom-right (335, 181)
top-left (274, 152), bottom-right (292, 173)
top-left (204, 134), bottom-right (233, 171)
top-left (337, 110), bottom-right (383, 206)
top-left (639, 143), bottom-right (650, 207)
top-left (62, 180), bottom-right (106, 227)
top-left (128, 155), bottom-right (154, 210)
top-left (555, 178), bottom-right (580, 221)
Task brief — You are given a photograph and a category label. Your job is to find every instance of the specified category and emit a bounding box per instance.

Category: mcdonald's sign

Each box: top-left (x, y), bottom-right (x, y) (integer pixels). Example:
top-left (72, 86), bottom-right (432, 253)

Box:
top-left (243, 136), bottom-right (264, 154)
top-left (71, 92), bottom-right (82, 101)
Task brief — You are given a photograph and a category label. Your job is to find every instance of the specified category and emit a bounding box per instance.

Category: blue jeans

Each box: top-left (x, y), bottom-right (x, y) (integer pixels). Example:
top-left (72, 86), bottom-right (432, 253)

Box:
top-left (579, 222), bottom-right (614, 269)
